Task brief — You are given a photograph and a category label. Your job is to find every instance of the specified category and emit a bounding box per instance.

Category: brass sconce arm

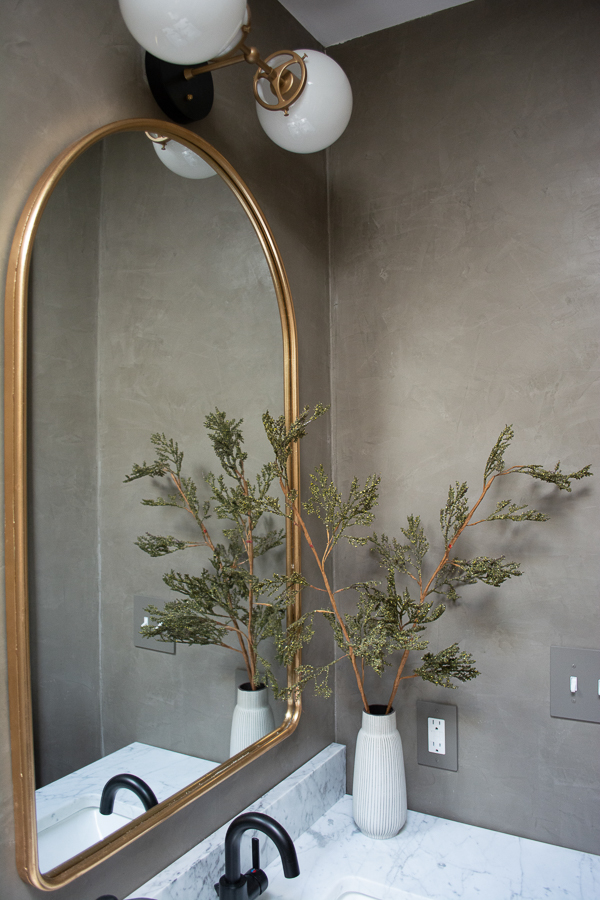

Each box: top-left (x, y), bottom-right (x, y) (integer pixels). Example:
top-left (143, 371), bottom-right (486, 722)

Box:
top-left (184, 40), bottom-right (307, 115)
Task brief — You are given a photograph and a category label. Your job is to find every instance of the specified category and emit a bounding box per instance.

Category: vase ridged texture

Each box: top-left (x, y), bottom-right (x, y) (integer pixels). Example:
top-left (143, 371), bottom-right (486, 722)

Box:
top-left (229, 685), bottom-right (275, 756)
top-left (352, 708), bottom-right (407, 839)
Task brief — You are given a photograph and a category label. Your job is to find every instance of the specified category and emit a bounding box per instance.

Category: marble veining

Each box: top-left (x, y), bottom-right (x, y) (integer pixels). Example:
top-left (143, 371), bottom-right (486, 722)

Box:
top-left (36, 742), bottom-right (218, 830)
top-left (127, 743), bottom-right (347, 900)
top-left (262, 795), bottom-right (600, 900)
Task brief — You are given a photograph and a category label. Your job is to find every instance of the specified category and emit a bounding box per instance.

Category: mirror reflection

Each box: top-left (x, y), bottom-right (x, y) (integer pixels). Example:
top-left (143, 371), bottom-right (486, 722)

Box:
top-left (27, 131), bottom-right (287, 871)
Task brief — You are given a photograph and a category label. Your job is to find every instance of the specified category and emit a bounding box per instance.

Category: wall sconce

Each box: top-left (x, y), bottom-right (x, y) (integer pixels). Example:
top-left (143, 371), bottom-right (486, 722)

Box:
top-left (118, 0), bottom-right (352, 154)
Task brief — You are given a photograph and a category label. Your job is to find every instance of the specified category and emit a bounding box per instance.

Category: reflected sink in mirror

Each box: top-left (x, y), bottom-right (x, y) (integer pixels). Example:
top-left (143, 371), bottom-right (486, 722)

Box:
top-left (35, 742), bottom-right (218, 872)
top-left (38, 805), bottom-right (134, 873)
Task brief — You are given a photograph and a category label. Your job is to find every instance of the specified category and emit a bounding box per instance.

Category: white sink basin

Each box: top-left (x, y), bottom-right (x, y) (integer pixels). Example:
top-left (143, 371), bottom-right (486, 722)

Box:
top-left (38, 806), bottom-right (133, 872)
top-left (337, 894), bottom-right (426, 900)
top-left (328, 877), bottom-right (429, 900)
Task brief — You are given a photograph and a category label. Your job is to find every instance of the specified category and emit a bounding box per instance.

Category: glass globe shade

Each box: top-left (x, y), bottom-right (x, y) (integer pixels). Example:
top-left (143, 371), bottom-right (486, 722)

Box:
top-left (118, 0), bottom-right (246, 65)
top-left (214, 6), bottom-right (250, 58)
top-left (151, 139), bottom-right (217, 179)
top-left (256, 49), bottom-right (352, 154)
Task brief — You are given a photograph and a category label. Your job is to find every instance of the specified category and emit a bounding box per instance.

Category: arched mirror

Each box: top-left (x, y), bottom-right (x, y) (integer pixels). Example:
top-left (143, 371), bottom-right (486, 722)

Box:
top-left (4, 119), bottom-right (300, 890)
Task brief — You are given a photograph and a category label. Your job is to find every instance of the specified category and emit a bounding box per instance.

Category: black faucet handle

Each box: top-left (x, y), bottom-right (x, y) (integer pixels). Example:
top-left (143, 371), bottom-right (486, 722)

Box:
top-left (251, 836), bottom-right (260, 871)
top-left (245, 837), bottom-right (267, 899)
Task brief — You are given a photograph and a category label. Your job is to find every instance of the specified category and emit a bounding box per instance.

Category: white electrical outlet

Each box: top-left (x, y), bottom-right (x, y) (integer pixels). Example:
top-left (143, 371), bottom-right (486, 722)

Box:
top-left (428, 717), bottom-right (445, 754)
top-left (417, 701), bottom-right (457, 770)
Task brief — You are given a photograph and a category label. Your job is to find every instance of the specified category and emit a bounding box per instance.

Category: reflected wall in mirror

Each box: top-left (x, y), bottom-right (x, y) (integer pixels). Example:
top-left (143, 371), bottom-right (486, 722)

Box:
top-left (4, 119), bottom-right (300, 890)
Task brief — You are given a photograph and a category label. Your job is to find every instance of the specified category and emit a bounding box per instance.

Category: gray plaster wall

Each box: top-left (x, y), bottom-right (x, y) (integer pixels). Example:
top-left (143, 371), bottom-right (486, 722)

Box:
top-left (28, 144), bottom-right (103, 786)
top-left (0, 2), bottom-right (332, 899)
top-left (97, 130), bottom-right (287, 764)
top-left (328, 0), bottom-right (600, 856)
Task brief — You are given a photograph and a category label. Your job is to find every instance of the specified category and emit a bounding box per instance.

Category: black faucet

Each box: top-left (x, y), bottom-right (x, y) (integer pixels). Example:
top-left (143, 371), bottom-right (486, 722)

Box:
top-left (99, 774), bottom-right (158, 816)
top-left (215, 812), bottom-right (300, 900)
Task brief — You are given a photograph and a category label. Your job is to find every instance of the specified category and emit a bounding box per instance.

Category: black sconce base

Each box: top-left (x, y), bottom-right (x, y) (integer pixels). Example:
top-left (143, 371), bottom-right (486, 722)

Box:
top-left (145, 52), bottom-right (214, 124)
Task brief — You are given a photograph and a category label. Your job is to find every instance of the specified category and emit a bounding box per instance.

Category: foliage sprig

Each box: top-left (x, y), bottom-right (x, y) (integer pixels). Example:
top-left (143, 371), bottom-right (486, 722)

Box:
top-left (264, 410), bottom-right (591, 714)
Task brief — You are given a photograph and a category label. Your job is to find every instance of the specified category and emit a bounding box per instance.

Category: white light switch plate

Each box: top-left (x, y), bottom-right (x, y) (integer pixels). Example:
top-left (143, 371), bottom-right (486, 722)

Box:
top-left (133, 596), bottom-right (175, 654)
top-left (550, 646), bottom-right (600, 723)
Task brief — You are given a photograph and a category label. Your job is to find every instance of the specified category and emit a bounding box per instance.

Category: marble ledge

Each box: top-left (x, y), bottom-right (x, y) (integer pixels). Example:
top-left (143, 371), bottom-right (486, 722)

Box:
top-left (128, 743), bottom-right (347, 900)
top-left (263, 794), bottom-right (600, 900)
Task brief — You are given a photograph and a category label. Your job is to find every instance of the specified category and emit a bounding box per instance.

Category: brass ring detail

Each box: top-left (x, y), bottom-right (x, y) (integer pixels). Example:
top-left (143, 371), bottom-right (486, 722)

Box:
top-left (254, 51), bottom-right (307, 113)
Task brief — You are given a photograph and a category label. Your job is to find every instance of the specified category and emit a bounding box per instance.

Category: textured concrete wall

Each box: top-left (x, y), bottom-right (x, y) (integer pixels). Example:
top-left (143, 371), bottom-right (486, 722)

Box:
top-left (28, 144), bottom-right (103, 787)
top-left (329, 0), bottom-right (600, 856)
top-left (0, 2), bottom-right (332, 898)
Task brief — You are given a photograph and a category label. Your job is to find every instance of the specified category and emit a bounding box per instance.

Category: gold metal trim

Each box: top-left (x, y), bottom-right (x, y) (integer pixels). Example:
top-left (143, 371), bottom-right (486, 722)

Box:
top-left (253, 50), bottom-right (307, 113)
top-left (4, 118), bottom-right (301, 890)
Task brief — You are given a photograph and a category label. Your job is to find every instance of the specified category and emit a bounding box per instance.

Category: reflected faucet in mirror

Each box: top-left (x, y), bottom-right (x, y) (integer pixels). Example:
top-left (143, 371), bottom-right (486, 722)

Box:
top-left (99, 774), bottom-right (158, 816)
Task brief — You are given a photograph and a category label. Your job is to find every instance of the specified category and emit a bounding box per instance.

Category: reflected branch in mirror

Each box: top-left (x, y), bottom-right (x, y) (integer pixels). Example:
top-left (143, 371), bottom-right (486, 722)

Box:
top-left (126, 412), bottom-right (292, 694)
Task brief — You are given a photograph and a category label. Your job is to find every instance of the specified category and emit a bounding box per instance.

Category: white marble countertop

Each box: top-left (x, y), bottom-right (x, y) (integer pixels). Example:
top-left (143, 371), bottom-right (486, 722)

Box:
top-left (262, 794), bottom-right (600, 900)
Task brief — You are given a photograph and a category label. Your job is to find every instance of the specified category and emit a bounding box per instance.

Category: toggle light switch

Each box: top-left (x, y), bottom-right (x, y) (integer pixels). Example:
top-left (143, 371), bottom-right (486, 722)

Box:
top-left (133, 596), bottom-right (175, 654)
top-left (550, 647), bottom-right (600, 723)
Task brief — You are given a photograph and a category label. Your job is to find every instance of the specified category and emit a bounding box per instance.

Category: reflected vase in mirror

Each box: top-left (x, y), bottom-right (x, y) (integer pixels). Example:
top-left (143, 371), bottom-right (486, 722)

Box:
top-left (230, 684), bottom-right (276, 757)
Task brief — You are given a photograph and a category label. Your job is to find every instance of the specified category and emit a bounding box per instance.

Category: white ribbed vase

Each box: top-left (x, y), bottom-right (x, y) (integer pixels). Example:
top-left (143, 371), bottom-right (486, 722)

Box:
top-left (229, 684), bottom-right (275, 757)
top-left (352, 706), bottom-right (407, 839)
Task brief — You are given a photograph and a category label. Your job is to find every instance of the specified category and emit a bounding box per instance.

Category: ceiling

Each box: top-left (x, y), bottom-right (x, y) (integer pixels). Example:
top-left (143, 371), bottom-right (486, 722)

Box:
top-left (276, 0), bottom-right (475, 47)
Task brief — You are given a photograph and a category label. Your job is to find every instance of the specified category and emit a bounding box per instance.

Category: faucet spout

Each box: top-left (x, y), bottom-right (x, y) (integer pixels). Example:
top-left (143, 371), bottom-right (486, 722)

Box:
top-left (217, 811), bottom-right (299, 900)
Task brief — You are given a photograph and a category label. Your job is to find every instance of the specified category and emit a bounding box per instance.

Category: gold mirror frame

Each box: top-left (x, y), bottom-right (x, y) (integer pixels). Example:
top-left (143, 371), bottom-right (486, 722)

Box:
top-left (4, 118), bottom-right (301, 890)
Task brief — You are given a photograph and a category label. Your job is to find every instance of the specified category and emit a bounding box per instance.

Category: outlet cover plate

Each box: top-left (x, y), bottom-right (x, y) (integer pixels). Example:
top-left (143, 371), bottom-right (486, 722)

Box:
top-left (550, 646), bottom-right (600, 723)
top-left (133, 596), bottom-right (176, 654)
top-left (417, 700), bottom-right (457, 771)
